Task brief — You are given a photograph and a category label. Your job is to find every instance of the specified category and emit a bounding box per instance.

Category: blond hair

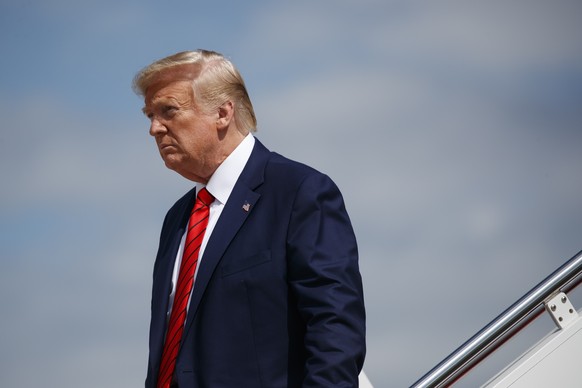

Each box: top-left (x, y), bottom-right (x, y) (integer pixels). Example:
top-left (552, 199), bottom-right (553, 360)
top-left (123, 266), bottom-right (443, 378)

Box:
top-left (133, 50), bottom-right (257, 133)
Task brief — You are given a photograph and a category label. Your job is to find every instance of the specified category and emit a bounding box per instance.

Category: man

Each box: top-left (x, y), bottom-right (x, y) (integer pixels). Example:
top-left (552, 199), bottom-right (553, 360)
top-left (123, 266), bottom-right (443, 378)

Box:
top-left (133, 49), bottom-right (366, 388)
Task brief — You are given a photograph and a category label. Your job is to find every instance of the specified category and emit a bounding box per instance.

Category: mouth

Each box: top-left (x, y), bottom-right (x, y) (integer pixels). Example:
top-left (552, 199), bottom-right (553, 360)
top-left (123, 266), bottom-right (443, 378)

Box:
top-left (159, 143), bottom-right (177, 152)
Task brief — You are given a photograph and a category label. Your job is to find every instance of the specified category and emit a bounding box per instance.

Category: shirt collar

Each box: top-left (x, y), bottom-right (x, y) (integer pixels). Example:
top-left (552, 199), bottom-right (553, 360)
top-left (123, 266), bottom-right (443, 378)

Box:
top-left (198, 133), bottom-right (255, 205)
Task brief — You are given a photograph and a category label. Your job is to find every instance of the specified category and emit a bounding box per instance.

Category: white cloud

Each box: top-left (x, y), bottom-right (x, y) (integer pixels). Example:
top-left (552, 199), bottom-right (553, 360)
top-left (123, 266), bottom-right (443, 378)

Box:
top-left (369, 1), bottom-right (582, 70)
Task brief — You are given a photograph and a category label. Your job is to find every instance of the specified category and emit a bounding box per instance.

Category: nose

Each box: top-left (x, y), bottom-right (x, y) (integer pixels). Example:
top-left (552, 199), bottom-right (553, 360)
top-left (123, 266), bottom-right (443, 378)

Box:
top-left (149, 118), bottom-right (167, 136)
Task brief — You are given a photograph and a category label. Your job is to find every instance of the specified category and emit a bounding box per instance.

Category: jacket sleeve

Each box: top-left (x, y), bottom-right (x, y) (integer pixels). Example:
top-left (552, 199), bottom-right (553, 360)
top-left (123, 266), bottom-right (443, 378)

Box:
top-left (286, 172), bottom-right (366, 387)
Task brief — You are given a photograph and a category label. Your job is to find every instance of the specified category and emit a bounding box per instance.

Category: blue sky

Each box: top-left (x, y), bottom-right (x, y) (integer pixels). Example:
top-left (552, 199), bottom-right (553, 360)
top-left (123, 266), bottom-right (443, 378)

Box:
top-left (1, 1), bottom-right (582, 386)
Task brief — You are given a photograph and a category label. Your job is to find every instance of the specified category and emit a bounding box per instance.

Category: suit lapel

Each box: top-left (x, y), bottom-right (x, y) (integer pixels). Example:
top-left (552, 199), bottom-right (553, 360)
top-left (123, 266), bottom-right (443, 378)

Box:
top-left (150, 188), bottom-right (196, 375)
top-left (183, 139), bottom-right (270, 331)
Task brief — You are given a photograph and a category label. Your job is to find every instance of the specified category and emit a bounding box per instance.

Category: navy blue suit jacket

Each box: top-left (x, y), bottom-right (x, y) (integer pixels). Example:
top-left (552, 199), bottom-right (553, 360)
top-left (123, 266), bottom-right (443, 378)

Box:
top-left (146, 139), bottom-right (366, 387)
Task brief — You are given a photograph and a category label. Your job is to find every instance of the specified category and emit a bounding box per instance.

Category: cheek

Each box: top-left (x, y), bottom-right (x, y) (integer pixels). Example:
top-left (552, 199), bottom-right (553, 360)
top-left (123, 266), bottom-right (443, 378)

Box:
top-left (178, 127), bottom-right (207, 154)
top-left (173, 116), bottom-right (215, 154)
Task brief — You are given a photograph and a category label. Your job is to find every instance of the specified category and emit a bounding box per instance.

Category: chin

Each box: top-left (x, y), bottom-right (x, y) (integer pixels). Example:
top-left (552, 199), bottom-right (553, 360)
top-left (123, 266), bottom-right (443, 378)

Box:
top-left (163, 157), bottom-right (181, 172)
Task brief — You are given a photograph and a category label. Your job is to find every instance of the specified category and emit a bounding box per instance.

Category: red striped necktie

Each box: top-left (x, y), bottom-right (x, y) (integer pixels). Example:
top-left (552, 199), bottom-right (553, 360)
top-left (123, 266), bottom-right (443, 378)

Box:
top-left (157, 188), bottom-right (214, 388)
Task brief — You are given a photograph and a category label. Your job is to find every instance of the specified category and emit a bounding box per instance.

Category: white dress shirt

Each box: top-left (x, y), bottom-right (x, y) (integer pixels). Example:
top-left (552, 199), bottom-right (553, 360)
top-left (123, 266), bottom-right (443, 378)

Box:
top-left (166, 134), bottom-right (256, 316)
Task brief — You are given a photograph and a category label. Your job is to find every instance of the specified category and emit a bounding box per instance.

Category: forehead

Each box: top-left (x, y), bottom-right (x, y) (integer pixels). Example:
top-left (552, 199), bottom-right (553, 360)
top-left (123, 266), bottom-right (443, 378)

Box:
top-left (145, 79), bottom-right (194, 105)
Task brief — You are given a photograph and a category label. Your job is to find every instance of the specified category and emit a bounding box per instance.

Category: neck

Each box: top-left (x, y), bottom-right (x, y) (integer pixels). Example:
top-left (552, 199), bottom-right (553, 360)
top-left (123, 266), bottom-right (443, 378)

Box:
top-left (179, 128), bottom-right (248, 184)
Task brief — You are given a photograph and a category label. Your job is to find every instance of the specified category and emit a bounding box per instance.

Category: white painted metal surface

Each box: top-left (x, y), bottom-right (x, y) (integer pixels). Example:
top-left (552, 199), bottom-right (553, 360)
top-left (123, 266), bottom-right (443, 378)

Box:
top-left (359, 370), bottom-right (374, 388)
top-left (483, 302), bottom-right (582, 388)
top-left (545, 292), bottom-right (579, 329)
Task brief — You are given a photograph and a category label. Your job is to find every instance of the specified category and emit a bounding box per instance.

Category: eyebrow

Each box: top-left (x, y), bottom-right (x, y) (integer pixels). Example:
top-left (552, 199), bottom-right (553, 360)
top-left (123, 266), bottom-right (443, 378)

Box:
top-left (141, 94), bottom-right (188, 117)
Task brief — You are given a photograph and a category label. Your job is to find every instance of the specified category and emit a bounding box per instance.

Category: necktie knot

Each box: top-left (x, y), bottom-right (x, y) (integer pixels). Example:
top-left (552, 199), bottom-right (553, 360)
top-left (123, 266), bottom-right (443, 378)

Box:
top-left (197, 187), bottom-right (214, 207)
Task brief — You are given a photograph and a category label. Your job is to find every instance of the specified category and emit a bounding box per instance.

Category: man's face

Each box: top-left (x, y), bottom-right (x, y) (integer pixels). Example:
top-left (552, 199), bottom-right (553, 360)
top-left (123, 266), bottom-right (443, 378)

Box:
top-left (143, 76), bottom-right (218, 183)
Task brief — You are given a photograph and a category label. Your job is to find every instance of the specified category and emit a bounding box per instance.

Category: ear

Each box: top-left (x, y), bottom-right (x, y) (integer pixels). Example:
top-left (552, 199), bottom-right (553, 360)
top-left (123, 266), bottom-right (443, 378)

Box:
top-left (216, 101), bottom-right (235, 130)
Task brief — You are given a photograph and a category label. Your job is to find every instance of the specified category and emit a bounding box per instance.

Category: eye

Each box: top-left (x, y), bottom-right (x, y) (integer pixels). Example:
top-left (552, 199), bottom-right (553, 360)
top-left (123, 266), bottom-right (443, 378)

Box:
top-left (142, 107), bottom-right (153, 120)
top-left (162, 105), bottom-right (178, 117)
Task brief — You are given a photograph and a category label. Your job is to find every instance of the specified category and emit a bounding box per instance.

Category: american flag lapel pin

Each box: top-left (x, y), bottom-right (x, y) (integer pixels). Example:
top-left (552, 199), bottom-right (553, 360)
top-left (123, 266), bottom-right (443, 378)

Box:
top-left (242, 202), bottom-right (251, 212)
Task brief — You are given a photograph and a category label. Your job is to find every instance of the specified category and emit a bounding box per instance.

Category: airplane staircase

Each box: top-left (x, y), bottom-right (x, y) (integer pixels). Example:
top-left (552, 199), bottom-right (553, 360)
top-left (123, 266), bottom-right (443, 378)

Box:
top-left (411, 250), bottom-right (582, 387)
